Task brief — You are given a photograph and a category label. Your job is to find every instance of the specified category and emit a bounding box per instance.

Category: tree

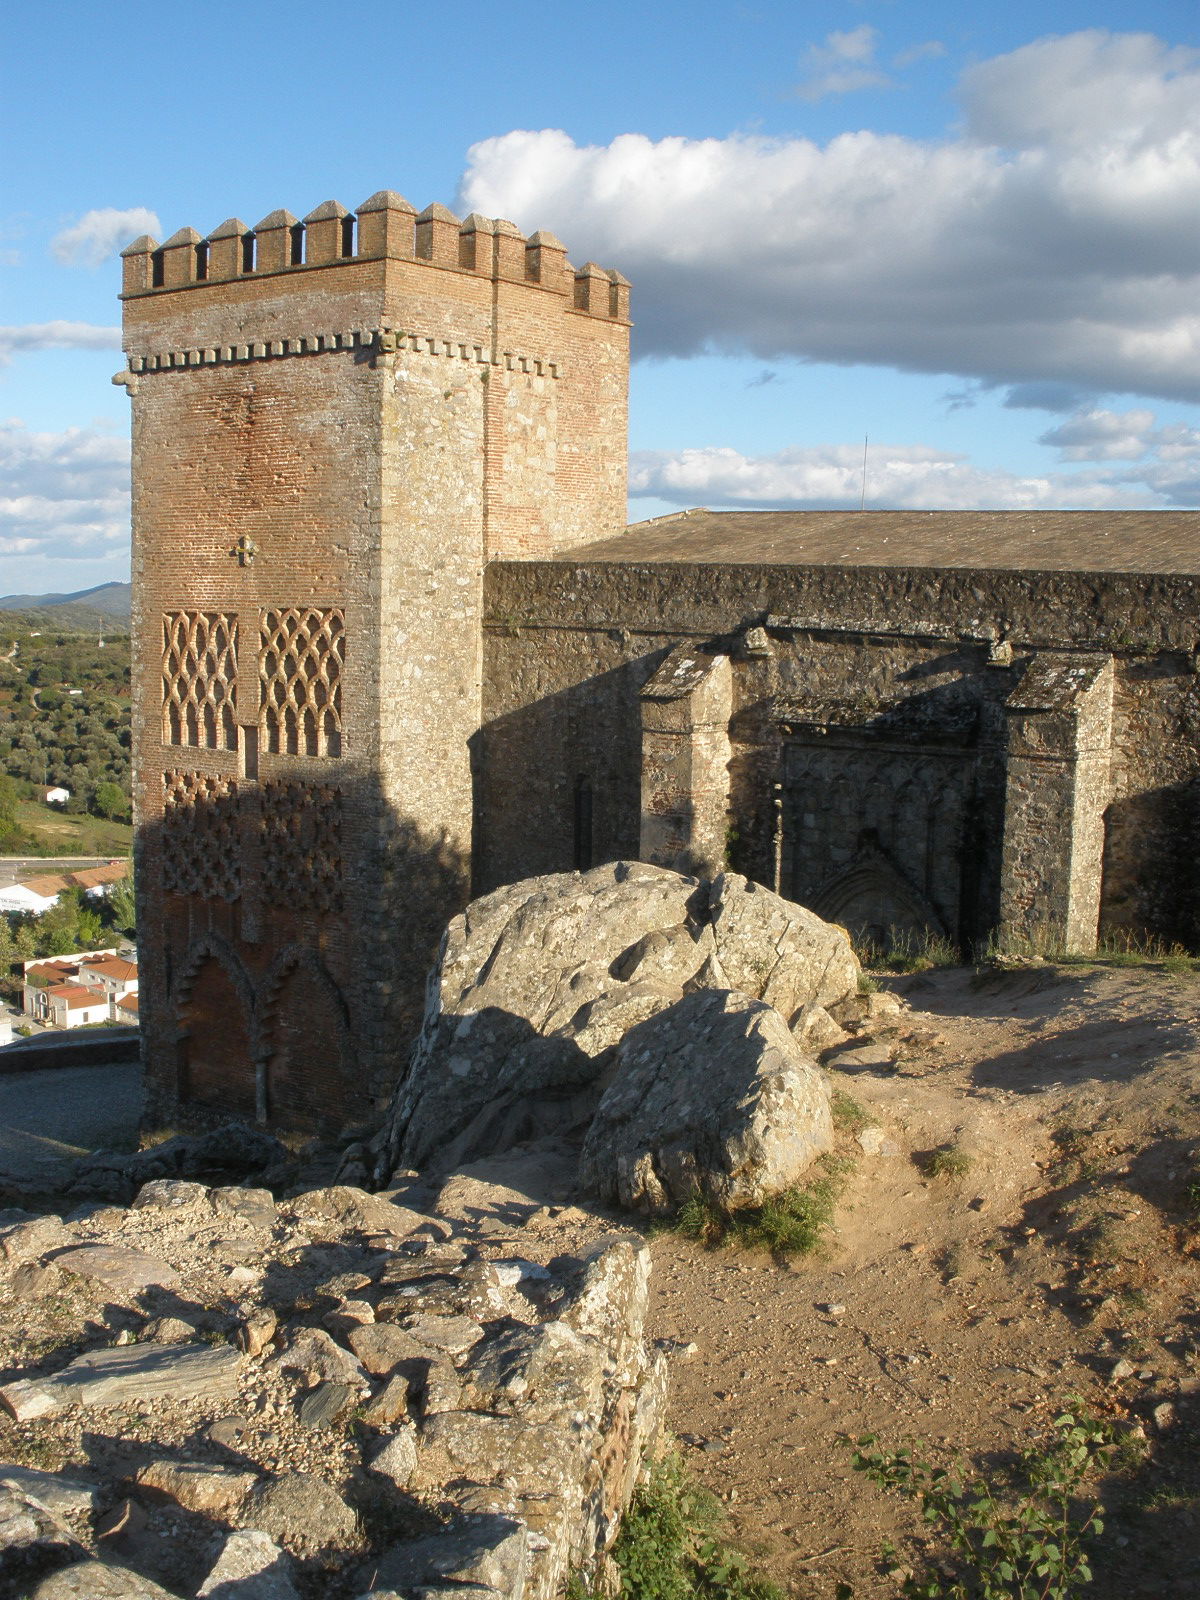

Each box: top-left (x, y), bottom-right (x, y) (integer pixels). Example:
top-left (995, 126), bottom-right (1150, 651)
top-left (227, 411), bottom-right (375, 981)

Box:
top-left (91, 780), bottom-right (127, 820)
top-left (0, 774), bottom-right (20, 849)
top-left (106, 873), bottom-right (136, 937)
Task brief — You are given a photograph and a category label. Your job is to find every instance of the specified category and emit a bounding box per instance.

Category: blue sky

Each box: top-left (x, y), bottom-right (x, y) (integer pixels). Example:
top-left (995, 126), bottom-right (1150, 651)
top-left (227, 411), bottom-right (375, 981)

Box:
top-left (2, 0), bottom-right (1199, 590)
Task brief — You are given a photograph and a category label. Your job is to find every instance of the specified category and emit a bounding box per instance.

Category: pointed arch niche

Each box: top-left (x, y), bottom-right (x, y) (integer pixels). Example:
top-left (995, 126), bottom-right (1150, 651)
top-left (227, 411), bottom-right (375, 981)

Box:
top-left (258, 946), bottom-right (352, 1131)
top-left (173, 936), bottom-right (255, 1118)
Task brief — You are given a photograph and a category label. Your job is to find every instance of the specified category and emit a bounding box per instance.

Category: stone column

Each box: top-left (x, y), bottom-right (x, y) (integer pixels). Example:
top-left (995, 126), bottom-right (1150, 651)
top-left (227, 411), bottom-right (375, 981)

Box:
top-left (639, 646), bottom-right (732, 878)
top-left (998, 654), bottom-right (1113, 955)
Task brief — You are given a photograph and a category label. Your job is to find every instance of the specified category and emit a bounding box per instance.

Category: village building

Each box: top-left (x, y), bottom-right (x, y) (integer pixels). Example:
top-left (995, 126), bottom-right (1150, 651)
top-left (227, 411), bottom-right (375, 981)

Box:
top-left (116, 191), bottom-right (1200, 1133)
top-left (0, 860), bottom-right (129, 916)
top-left (20, 948), bottom-right (138, 1029)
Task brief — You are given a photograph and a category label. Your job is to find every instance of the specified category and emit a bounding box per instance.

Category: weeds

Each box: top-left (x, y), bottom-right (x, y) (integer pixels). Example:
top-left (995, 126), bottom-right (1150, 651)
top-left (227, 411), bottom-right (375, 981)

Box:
top-left (981, 927), bottom-right (1200, 973)
top-left (830, 1089), bottom-right (873, 1135)
top-left (855, 928), bottom-right (960, 974)
top-left (673, 1157), bottom-right (850, 1259)
top-left (1073, 1214), bottom-right (1123, 1265)
top-left (925, 1144), bottom-right (973, 1180)
top-left (580, 1452), bottom-right (783, 1600)
top-left (1184, 1164), bottom-right (1200, 1215)
top-left (1049, 1126), bottom-right (1106, 1185)
top-left (846, 1406), bottom-right (1113, 1599)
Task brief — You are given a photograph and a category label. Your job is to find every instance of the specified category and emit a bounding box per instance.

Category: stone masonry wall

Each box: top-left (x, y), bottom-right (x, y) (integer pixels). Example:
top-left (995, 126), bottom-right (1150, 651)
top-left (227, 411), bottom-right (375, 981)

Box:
top-left (480, 559), bottom-right (1200, 951)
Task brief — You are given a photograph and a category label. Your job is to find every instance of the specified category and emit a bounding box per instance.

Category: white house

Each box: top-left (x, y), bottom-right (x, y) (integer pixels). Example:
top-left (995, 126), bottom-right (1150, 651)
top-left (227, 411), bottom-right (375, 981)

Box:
top-left (39, 983), bottom-right (109, 1029)
top-left (21, 949), bottom-right (120, 1017)
top-left (0, 876), bottom-right (68, 915)
top-left (45, 786), bottom-right (70, 805)
top-left (78, 953), bottom-right (138, 1006)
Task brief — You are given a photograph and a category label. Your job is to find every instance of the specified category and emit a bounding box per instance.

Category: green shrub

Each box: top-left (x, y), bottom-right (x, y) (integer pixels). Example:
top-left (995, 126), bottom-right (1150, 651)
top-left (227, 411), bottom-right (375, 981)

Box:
top-left (846, 1407), bottom-right (1112, 1599)
top-left (926, 1144), bottom-right (973, 1179)
top-left (674, 1158), bottom-right (849, 1259)
top-left (583, 1453), bottom-right (783, 1600)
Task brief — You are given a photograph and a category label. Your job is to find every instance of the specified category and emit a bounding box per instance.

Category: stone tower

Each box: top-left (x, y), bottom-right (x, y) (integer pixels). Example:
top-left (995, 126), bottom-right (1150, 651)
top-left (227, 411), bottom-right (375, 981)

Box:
top-left (116, 193), bottom-right (630, 1131)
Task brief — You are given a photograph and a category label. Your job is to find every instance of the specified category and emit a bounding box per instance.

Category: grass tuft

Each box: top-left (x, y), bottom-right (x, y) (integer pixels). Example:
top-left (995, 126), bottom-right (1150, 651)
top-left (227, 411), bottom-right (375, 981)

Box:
top-left (572, 1453), bottom-right (783, 1600)
top-left (674, 1157), bottom-right (850, 1259)
top-left (830, 1089), bottom-right (873, 1135)
top-left (855, 927), bottom-right (960, 974)
top-left (925, 1143), bottom-right (973, 1180)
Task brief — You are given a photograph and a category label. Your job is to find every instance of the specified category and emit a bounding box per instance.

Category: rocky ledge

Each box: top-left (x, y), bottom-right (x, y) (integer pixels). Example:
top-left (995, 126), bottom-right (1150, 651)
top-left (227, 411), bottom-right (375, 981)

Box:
top-left (0, 1176), bottom-right (666, 1600)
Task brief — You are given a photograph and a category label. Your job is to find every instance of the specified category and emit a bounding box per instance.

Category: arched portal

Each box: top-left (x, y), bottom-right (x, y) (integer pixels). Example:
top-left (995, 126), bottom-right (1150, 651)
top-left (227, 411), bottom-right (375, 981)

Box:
top-left (260, 948), bottom-right (351, 1132)
top-left (176, 947), bottom-right (255, 1117)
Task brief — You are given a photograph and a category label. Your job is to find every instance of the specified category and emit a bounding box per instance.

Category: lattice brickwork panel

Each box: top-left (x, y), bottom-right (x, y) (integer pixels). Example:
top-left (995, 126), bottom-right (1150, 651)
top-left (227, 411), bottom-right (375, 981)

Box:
top-left (161, 771), bottom-right (241, 901)
top-left (259, 608), bottom-right (344, 757)
top-left (162, 612), bottom-right (238, 749)
top-left (260, 780), bottom-right (343, 912)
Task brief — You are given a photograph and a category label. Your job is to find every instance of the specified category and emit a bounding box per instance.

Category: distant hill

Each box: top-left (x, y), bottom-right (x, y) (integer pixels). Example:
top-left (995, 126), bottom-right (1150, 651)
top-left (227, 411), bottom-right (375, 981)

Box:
top-left (0, 583), bottom-right (130, 631)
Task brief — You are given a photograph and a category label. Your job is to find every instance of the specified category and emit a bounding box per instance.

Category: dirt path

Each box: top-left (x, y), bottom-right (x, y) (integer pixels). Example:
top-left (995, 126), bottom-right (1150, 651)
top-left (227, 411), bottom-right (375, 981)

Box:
top-left (646, 963), bottom-right (1200, 1598)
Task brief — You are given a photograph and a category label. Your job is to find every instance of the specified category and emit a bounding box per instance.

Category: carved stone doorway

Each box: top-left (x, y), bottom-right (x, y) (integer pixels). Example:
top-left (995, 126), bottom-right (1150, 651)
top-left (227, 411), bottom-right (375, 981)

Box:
top-left (778, 730), bottom-right (976, 954)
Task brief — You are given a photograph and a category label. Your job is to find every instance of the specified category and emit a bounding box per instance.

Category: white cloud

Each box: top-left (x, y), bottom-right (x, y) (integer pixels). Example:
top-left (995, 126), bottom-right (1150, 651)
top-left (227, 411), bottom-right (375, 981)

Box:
top-left (795, 26), bottom-right (890, 102)
top-left (1039, 408), bottom-right (1157, 459)
top-left (1035, 405), bottom-right (1200, 502)
top-left (0, 322), bottom-right (121, 364)
top-left (458, 29), bottom-right (1200, 405)
top-left (630, 442), bottom-right (1156, 511)
top-left (51, 206), bottom-right (160, 268)
top-left (0, 420), bottom-right (130, 563)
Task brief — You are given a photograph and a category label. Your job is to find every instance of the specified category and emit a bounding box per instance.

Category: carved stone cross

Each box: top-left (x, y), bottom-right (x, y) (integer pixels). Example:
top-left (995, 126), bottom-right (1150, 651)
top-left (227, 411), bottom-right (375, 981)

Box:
top-left (230, 535), bottom-right (258, 566)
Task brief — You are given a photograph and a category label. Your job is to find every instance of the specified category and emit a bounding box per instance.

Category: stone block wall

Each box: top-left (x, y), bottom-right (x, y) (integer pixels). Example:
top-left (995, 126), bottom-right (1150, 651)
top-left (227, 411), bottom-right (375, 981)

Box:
top-left (480, 558), bottom-right (1200, 955)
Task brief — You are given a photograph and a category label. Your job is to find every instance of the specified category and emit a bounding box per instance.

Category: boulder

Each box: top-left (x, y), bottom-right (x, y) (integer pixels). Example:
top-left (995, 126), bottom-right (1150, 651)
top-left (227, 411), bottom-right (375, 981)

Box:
top-left (70, 1125), bottom-right (286, 1202)
top-left (580, 990), bottom-right (834, 1214)
top-left (1, 1343), bottom-right (243, 1421)
top-left (382, 863), bottom-right (856, 1174)
top-left (197, 1530), bottom-right (299, 1600)
top-left (134, 1460), bottom-right (257, 1518)
top-left (238, 1474), bottom-right (359, 1556)
top-left (703, 873), bottom-right (859, 1037)
top-left (30, 1561), bottom-right (183, 1598)
top-left (50, 1244), bottom-right (181, 1298)
top-left (367, 1425), bottom-right (419, 1488)
top-left (0, 1466), bottom-right (97, 1518)
top-left (364, 1513), bottom-right (528, 1600)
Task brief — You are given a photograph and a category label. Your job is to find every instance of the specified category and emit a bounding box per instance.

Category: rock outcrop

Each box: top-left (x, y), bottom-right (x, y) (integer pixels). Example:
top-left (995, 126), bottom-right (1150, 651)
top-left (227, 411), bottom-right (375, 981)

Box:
top-left (0, 1178), bottom-right (666, 1600)
top-left (580, 990), bottom-right (834, 1214)
top-left (382, 862), bottom-right (857, 1179)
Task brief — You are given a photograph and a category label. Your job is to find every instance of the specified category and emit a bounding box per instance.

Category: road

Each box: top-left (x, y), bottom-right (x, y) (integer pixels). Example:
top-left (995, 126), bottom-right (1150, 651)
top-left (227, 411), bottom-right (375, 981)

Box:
top-left (0, 1062), bottom-right (143, 1186)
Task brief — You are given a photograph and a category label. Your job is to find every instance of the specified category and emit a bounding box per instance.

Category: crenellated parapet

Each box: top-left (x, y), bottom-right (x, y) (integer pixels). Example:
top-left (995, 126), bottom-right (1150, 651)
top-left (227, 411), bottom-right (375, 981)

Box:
top-left (120, 192), bottom-right (630, 320)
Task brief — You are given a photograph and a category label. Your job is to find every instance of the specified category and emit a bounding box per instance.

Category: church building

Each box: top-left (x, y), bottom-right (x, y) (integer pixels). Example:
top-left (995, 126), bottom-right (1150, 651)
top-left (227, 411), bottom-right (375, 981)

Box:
top-left (116, 192), bottom-right (1200, 1131)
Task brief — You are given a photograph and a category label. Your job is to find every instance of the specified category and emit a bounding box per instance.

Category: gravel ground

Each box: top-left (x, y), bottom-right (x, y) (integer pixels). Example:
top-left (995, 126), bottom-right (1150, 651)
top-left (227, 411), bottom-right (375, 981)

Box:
top-left (0, 1063), bottom-right (143, 1184)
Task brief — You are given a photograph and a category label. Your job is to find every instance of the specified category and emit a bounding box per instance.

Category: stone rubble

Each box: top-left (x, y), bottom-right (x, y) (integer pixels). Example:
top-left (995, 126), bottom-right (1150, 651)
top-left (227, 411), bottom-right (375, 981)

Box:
top-left (0, 1173), bottom-right (667, 1600)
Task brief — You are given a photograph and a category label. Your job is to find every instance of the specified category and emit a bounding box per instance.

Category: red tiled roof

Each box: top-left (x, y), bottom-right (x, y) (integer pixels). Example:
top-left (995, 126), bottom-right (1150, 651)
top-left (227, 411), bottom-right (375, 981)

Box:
top-left (24, 960), bottom-right (82, 985)
top-left (80, 956), bottom-right (138, 981)
top-left (47, 983), bottom-right (108, 1010)
top-left (19, 876), bottom-right (70, 898)
top-left (70, 863), bottom-right (129, 891)
top-left (117, 994), bottom-right (140, 1015)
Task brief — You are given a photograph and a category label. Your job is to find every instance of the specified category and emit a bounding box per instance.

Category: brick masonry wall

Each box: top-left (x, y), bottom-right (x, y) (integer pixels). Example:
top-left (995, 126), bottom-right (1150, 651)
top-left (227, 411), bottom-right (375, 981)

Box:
top-left (122, 207), bottom-right (629, 1129)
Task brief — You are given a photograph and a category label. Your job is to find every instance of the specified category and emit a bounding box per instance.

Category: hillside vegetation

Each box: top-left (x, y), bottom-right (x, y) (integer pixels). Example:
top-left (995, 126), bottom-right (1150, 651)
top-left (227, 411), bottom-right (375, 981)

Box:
top-left (0, 613), bottom-right (131, 853)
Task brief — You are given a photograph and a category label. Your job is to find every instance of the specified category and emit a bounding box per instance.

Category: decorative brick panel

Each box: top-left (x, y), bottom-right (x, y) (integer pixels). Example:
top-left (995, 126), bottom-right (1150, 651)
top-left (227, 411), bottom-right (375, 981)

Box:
top-left (161, 771), bottom-right (241, 901)
top-left (162, 612), bottom-right (238, 749)
top-left (260, 780), bottom-right (343, 912)
top-left (259, 608), bottom-right (344, 757)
